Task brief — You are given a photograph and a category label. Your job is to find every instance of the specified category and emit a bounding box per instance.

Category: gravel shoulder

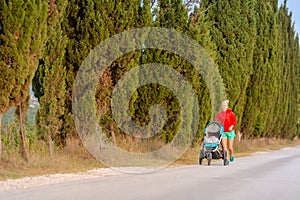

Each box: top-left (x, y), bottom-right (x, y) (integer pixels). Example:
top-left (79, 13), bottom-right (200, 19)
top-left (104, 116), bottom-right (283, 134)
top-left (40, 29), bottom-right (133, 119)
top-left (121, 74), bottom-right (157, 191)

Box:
top-left (0, 168), bottom-right (122, 191)
top-left (2, 143), bottom-right (299, 191)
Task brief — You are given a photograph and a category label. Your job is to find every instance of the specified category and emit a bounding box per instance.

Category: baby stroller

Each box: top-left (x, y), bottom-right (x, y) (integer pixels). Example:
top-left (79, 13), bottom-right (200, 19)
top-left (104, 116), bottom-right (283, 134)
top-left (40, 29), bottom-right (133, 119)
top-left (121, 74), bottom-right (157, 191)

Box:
top-left (199, 121), bottom-right (228, 166)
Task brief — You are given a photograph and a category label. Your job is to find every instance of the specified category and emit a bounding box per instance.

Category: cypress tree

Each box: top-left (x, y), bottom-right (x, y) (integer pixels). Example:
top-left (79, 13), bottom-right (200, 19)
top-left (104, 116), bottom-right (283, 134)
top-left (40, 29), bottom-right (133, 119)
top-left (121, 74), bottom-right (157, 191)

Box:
top-left (263, 0), bottom-right (281, 137)
top-left (295, 34), bottom-right (300, 137)
top-left (285, 19), bottom-right (299, 138)
top-left (276, 1), bottom-right (298, 138)
top-left (97, 0), bottom-right (154, 144)
top-left (241, 0), bottom-right (299, 138)
top-left (0, 0), bottom-right (48, 160)
top-left (33, 0), bottom-right (67, 154)
top-left (292, 34), bottom-right (299, 138)
top-left (32, 0), bottom-right (68, 155)
top-left (201, 0), bottom-right (257, 130)
top-left (241, 1), bottom-right (279, 137)
top-left (188, 4), bottom-right (219, 143)
top-left (296, 35), bottom-right (300, 135)
top-left (133, 0), bottom-right (195, 143)
top-left (61, 0), bottom-right (109, 141)
top-left (62, 0), bottom-right (150, 144)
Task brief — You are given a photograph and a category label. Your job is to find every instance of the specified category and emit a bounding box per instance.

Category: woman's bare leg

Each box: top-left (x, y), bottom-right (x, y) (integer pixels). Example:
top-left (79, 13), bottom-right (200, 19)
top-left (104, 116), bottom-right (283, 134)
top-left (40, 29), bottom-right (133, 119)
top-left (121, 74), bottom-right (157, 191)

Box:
top-left (222, 138), bottom-right (228, 157)
top-left (228, 138), bottom-right (234, 158)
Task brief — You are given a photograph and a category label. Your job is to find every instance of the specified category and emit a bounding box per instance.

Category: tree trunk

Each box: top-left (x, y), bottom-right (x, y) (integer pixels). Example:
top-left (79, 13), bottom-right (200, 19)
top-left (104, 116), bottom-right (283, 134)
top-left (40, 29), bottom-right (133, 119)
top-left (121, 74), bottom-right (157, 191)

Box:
top-left (110, 122), bottom-right (117, 145)
top-left (0, 113), bottom-right (2, 162)
top-left (48, 132), bottom-right (53, 158)
top-left (19, 104), bottom-right (29, 161)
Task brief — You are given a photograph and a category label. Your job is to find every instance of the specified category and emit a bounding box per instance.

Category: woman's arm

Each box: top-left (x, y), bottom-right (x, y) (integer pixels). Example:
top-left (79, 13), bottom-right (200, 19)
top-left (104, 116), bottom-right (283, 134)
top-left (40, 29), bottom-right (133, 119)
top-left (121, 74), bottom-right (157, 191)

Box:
top-left (231, 111), bottom-right (237, 126)
top-left (215, 112), bottom-right (221, 122)
top-left (229, 111), bottom-right (237, 131)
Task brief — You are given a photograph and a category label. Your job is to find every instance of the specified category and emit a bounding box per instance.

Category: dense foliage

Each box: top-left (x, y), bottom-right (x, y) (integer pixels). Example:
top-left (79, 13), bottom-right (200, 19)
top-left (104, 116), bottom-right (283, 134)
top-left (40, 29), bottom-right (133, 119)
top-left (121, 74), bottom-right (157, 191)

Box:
top-left (0, 0), bottom-right (299, 158)
top-left (0, 0), bottom-right (49, 160)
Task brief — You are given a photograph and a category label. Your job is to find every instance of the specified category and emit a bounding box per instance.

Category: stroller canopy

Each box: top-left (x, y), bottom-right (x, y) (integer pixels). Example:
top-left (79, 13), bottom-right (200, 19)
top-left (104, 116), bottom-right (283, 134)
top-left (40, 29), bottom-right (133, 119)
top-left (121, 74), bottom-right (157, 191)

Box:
top-left (205, 122), bottom-right (223, 138)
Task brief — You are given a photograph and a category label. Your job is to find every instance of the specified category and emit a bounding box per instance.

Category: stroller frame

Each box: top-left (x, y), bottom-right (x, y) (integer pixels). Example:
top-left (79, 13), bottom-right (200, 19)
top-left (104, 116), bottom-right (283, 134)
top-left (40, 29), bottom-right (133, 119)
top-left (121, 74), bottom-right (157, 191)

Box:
top-left (199, 121), bottom-right (228, 166)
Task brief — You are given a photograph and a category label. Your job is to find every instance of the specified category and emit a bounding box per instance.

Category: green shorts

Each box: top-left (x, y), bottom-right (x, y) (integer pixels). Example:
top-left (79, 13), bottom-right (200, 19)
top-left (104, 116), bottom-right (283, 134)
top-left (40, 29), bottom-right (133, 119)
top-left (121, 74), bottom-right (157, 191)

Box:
top-left (222, 130), bottom-right (235, 140)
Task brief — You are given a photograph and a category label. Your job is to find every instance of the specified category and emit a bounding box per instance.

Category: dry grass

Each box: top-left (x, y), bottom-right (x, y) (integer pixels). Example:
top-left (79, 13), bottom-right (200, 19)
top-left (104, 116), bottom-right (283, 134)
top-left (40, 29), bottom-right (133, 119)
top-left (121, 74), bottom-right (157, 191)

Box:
top-left (173, 136), bottom-right (300, 165)
top-left (1, 137), bottom-right (300, 180)
top-left (0, 138), bottom-right (104, 181)
top-left (233, 136), bottom-right (300, 156)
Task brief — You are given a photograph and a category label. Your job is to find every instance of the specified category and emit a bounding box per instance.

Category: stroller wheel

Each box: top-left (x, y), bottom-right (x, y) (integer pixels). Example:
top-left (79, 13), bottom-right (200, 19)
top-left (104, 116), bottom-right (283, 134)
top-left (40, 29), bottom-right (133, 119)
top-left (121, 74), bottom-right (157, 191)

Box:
top-left (223, 150), bottom-right (228, 166)
top-left (199, 149), bottom-right (205, 165)
top-left (199, 158), bottom-right (203, 165)
top-left (207, 153), bottom-right (212, 166)
top-left (208, 159), bottom-right (211, 166)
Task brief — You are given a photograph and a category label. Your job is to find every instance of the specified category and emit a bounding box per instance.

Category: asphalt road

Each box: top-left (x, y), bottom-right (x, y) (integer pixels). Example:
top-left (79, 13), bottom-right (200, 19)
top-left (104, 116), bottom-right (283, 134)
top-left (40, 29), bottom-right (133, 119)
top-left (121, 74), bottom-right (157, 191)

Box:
top-left (1, 145), bottom-right (300, 200)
